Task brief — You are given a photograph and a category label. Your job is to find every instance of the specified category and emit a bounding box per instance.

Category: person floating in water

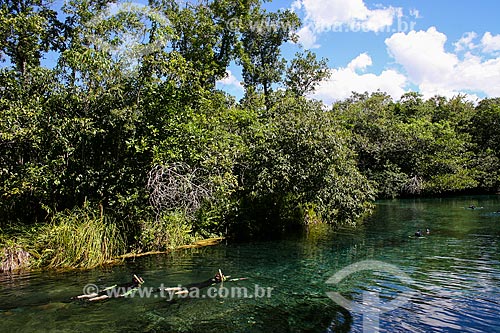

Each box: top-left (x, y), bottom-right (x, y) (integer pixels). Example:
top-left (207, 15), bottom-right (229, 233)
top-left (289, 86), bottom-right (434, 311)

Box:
top-left (73, 274), bottom-right (145, 302)
top-left (160, 269), bottom-right (227, 296)
top-left (414, 229), bottom-right (423, 237)
top-left (469, 205), bottom-right (476, 210)
top-left (426, 228), bottom-right (430, 235)
top-left (183, 269), bottom-right (226, 291)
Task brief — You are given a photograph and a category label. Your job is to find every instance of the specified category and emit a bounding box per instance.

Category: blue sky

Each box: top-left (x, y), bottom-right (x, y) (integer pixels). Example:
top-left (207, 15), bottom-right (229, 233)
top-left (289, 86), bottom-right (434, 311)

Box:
top-left (218, 0), bottom-right (500, 103)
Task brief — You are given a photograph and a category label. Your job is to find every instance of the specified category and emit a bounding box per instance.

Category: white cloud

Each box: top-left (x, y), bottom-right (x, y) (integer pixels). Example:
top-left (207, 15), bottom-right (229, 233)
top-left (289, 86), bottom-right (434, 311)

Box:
top-left (296, 0), bottom-right (401, 33)
top-left (385, 27), bottom-right (458, 84)
top-left (291, 0), bottom-right (302, 12)
top-left (454, 32), bottom-right (478, 52)
top-left (385, 27), bottom-right (500, 98)
top-left (312, 53), bottom-right (407, 104)
top-left (216, 70), bottom-right (244, 91)
top-left (364, 8), bottom-right (399, 32)
top-left (347, 53), bottom-right (372, 71)
top-left (297, 26), bottom-right (320, 49)
top-left (481, 32), bottom-right (500, 53)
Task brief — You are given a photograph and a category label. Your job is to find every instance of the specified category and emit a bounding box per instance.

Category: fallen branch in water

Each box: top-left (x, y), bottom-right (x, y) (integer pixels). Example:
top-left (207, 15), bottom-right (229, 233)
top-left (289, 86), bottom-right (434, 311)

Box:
top-left (111, 237), bottom-right (225, 261)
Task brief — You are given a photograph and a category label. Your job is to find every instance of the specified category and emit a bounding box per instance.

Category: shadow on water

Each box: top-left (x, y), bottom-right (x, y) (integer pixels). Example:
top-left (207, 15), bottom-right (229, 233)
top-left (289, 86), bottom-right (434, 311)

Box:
top-left (1, 195), bottom-right (499, 332)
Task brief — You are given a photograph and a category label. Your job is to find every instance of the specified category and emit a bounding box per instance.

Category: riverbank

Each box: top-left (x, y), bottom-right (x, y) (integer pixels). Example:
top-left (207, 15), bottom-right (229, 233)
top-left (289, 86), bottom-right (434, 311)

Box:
top-left (0, 232), bottom-right (224, 274)
top-left (0, 202), bottom-right (225, 273)
top-left (3, 192), bottom-right (498, 273)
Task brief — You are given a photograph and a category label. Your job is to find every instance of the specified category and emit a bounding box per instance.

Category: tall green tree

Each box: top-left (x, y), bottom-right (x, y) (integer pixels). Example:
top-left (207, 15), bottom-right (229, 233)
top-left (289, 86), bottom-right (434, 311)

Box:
top-left (0, 0), bottom-right (62, 76)
top-left (468, 98), bottom-right (500, 191)
top-left (238, 8), bottom-right (300, 109)
top-left (285, 50), bottom-right (330, 97)
top-left (149, 0), bottom-right (259, 90)
top-left (470, 98), bottom-right (500, 155)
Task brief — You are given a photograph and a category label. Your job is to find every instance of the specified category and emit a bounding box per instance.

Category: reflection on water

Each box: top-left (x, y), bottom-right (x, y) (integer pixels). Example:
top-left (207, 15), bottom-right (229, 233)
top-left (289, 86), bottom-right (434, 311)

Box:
top-left (1, 195), bottom-right (499, 332)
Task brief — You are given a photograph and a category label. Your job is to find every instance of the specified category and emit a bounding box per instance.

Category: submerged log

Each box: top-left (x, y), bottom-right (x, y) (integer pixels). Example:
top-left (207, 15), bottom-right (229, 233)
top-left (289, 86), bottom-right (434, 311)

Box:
top-left (115, 237), bottom-right (225, 260)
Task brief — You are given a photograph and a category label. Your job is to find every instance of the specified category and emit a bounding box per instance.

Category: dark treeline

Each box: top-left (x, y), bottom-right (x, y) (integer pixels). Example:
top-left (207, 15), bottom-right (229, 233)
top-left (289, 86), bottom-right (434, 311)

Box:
top-left (1, 0), bottom-right (499, 269)
top-left (335, 92), bottom-right (500, 198)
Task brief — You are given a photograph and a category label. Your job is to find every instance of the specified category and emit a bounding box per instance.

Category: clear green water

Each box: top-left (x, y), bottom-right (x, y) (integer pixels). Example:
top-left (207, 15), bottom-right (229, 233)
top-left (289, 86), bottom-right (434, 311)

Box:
top-left (1, 196), bottom-right (499, 332)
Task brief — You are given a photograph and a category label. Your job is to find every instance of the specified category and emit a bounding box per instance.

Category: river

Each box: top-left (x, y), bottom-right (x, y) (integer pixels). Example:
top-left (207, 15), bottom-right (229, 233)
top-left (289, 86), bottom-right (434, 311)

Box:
top-left (1, 195), bottom-right (499, 332)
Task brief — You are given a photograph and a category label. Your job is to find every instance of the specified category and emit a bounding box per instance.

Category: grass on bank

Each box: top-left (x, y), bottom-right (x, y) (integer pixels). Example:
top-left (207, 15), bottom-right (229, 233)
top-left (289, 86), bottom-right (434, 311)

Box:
top-left (32, 204), bottom-right (127, 269)
top-left (0, 204), bottom-right (202, 272)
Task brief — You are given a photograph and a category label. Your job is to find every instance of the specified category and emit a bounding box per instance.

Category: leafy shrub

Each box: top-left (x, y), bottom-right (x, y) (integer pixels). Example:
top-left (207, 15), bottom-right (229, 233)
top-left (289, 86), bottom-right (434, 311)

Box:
top-left (234, 93), bottom-right (375, 237)
top-left (137, 211), bottom-right (195, 252)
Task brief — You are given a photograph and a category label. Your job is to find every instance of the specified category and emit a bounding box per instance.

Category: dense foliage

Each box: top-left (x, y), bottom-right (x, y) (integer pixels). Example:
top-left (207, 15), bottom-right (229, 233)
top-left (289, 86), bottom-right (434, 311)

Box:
top-left (335, 92), bottom-right (499, 198)
top-left (0, 0), bottom-right (499, 268)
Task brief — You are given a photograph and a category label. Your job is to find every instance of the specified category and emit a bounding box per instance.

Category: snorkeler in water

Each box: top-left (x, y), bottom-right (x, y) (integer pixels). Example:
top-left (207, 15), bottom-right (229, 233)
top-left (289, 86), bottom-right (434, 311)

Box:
top-left (183, 270), bottom-right (226, 291)
top-left (73, 274), bottom-right (145, 302)
top-left (159, 270), bottom-right (228, 296)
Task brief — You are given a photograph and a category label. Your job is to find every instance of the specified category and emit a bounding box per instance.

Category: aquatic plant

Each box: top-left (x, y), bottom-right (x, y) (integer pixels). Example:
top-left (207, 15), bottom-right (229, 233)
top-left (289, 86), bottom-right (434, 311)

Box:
top-left (33, 203), bottom-right (126, 269)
